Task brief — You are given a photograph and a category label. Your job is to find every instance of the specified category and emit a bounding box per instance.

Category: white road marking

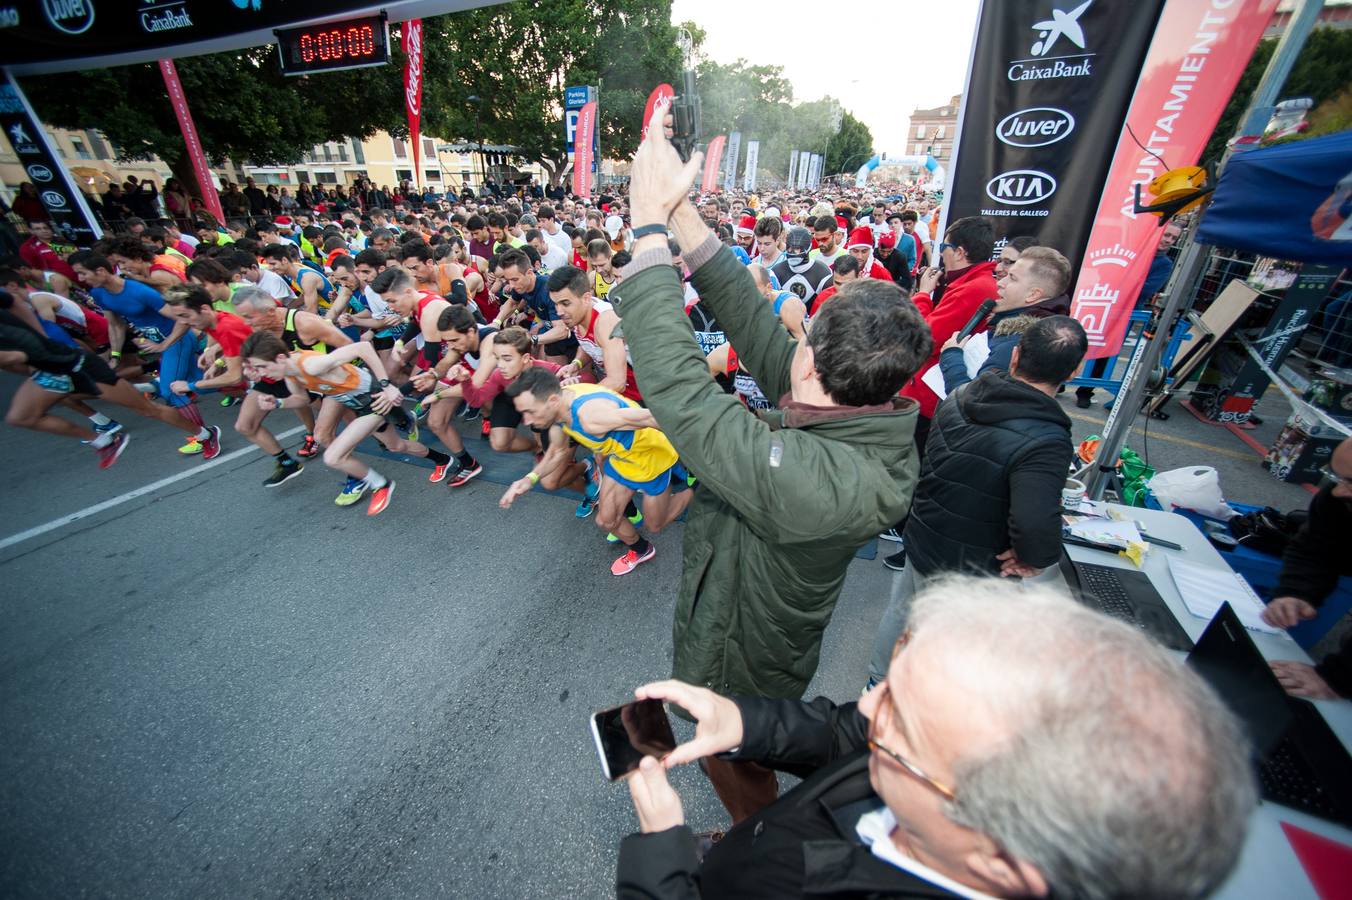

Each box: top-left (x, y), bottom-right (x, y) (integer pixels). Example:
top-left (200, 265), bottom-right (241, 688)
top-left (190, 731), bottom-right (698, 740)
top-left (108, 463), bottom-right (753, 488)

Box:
top-left (0, 426), bottom-right (305, 552)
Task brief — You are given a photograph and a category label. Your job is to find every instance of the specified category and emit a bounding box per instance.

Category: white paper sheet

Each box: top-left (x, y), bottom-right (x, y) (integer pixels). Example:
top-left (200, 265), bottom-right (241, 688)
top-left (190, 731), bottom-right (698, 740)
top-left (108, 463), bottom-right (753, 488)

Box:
top-left (1166, 556), bottom-right (1287, 637)
top-left (1067, 519), bottom-right (1143, 548)
top-left (921, 332), bottom-right (992, 400)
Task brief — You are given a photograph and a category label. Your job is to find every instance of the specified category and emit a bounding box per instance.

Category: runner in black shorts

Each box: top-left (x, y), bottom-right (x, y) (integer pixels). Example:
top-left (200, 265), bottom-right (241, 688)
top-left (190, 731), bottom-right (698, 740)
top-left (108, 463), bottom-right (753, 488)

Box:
top-left (0, 296), bottom-right (203, 467)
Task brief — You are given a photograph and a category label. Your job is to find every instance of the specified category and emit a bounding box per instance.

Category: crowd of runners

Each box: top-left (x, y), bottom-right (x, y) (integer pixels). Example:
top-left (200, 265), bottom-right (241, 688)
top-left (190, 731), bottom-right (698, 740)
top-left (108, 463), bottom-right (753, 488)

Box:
top-left (1, 184), bottom-right (947, 574)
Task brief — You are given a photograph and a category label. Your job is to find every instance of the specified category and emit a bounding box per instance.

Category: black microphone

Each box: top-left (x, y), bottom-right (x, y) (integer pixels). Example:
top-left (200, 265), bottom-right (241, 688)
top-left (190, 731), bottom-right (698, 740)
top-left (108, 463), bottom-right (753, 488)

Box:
top-left (955, 298), bottom-right (997, 342)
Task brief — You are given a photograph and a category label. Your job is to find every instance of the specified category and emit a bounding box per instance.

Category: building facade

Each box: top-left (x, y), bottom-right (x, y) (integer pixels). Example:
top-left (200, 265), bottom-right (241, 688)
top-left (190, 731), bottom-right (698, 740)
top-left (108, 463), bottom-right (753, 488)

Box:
top-left (908, 94), bottom-right (961, 161)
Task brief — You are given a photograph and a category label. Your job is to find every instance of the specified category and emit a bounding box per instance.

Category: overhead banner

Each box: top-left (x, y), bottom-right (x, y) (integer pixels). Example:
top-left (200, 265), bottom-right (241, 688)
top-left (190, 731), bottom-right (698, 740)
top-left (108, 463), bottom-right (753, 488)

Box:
top-left (743, 140), bottom-right (760, 191)
top-left (722, 131), bottom-right (741, 192)
top-left (157, 59), bottom-right (225, 225)
top-left (402, 18), bottom-right (423, 187)
top-left (702, 135), bottom-right (727, 194)
top-left (797, 150), bottom-right (811, 190)
top-left (1197, 129), bottom-right (1352, 264)
top-left (572, 99), bottom-right (597, 197)
top-left (943, 0), bottom-right (1166, 284)
top-left (0, 72), bottom-right (101, 245)
top-left (1072, 0), bottom-right (1281, 358)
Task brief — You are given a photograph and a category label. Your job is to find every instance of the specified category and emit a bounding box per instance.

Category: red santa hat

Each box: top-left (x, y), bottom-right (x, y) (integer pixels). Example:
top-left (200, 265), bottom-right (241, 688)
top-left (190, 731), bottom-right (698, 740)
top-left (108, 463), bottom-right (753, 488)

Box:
top-left (736, 214), bottom-right (756, 237)
top-left (834, 215), bottom-right (849, 234)
top-left (847, 225), bottom-right (875, 251)
top-left (878, 232), bottom-right (897, 249)
top-left (274, 215), bottom-right (293, 226)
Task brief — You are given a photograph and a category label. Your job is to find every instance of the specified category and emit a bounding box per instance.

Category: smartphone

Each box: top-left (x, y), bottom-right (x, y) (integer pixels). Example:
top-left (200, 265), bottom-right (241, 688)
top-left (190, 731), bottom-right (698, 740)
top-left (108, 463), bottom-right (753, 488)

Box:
top-left (590, 698), bottom-right (678, 781)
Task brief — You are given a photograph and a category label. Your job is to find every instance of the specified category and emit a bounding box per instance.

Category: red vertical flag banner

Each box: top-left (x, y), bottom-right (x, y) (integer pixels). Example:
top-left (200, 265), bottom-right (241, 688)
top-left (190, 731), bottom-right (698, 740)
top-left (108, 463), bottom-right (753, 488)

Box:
top-left (641, 84), bottom-right (674, 140)
top-left (572, 100), bottom-right (597, 197)
top-left (403, 19), bottom-right (424, 188)
top-left (1071, 0), bottom-right (1280, 359)
top-left (701, 135), bottom-right (726, 193)
top-left (158, 59), bottom-right (224, 225)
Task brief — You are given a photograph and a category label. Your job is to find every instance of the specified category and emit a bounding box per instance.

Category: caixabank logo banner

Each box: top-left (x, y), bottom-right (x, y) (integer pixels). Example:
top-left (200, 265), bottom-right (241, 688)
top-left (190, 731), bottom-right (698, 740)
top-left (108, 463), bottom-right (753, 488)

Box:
top-left (946, 0), bottom-right (1165, 271)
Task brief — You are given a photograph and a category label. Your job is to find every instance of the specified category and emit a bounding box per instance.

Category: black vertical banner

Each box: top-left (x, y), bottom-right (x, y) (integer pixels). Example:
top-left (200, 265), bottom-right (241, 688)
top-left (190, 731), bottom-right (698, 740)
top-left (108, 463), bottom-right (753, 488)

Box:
top-left (944, 0), bottom-right (1164, 270)
top-left (0, 71), bottom-right (102, 246)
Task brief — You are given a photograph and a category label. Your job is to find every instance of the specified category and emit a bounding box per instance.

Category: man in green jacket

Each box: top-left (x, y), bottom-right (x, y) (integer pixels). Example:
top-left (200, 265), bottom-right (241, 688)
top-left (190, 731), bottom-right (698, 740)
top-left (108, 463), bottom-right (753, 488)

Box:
top-left (607, 105), bottom-right (932, 821)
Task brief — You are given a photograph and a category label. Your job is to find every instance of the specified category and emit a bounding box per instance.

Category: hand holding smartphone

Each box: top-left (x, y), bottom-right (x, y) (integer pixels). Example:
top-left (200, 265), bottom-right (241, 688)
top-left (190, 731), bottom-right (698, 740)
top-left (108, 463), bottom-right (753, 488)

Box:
top-left (591, 699), bottom-right (677, 781)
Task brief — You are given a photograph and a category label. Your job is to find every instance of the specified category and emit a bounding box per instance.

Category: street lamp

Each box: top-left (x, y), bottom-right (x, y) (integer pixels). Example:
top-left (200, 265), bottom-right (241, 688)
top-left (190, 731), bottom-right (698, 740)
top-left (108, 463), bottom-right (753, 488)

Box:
top-left (467, 94), bottom-right (483, 189)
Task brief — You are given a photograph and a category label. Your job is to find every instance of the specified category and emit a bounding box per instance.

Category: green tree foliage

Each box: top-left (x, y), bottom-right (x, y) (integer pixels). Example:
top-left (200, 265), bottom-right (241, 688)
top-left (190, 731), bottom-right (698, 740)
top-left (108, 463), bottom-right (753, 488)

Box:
top-left (824, 112), bottom-right (874, 179)
top-left (1202, 27), bottom-right (1352, 164)
top-left (692, 57), bottom-right (872, 183)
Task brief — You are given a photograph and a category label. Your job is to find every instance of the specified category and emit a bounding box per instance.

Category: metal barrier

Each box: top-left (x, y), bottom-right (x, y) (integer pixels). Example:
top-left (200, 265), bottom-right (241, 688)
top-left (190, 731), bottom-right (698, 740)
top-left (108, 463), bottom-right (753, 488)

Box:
top-left (1069, 308), bottom-right (1194, 398)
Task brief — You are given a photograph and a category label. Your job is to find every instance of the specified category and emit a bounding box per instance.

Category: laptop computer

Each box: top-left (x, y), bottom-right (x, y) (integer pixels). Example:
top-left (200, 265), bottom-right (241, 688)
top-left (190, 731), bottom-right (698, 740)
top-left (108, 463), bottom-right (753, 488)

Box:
top-left (1187, 602), bottom-right (1352, 828)
top-left (1059, 549), bottom-right (1195, 652)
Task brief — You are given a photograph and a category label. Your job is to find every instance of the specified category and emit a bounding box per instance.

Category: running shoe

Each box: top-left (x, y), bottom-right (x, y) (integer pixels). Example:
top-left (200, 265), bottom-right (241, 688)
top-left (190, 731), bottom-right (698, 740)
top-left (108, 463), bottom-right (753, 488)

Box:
top-left (178, 436), bottom-right (204, 455)
top-left (200, 425), bottom-right (222, 460)
top-left (582, 458), bottom-right (601, 502)
top-left (610, 543), bottom-right (657, 576)
top-left (428, 462), bottom-right (450, 483)
top-left (335, 476), bottom-right (367, 506)
top-left (94, 419), bottom-right (124, 436)
top-left (263, 461), bottom-right (304, 487)
top-left (446, 460), bottom-right (483, 488)
top-left (133, 379), bottom-right (160, 395)
top-left (366, 480), bottom-right (395, 516)
top-left (297, 434), bottom-right (320, 459)
top-left (461, 405), bottom-right (481, 422)
top-left (393, 408), bottom-right (418, 443)
top-left (95, 432), bottom-right (130, 469)
top-left (882, 546), bottom-right (907, 571)
top-left (219, 395), bottom-right (240, 408)
top-left (575, 497), bottom-right (596, 519)
top-left (878, 527), bottom-right (904, 543)
top-left (480, 418), bottom-right (491, 439)
top-left (605, 511), bottom-right (646, 543)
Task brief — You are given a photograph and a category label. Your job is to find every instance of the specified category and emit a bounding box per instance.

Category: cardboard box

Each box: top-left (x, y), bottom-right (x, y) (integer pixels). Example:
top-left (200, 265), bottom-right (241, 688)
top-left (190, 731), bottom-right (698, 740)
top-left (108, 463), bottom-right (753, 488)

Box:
top-left (1264, 412), bottom-right (1341, 485)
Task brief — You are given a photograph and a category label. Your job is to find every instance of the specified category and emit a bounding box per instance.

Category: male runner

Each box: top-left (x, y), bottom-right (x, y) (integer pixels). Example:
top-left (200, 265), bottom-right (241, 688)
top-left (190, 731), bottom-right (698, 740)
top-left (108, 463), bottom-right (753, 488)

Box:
top-left (496, 249), bottom-right (575, 364)
top-left (809, 214), bottom-right (846, 266)
top-left (261, 243), bottom-right (333, 315)
top-left (240, 331), bottom-right (451, 515)
top-left (0, 292), bottom-right (201, 466)
top-left (501, 367), bottom-right (691, 575)
top-left (232, 286), bottom-right (352, 476)
top-left (373, 266), bottom-right (484, 487)
top-left (105, 235), bottom-right (187, 290)
top-left (748, 263), bottom-right (806, 341)
top-left (769, 226), bottom-right (832, 311)
top-left (71, 253), bottom-right (220, 458)
top-left (546, 264), bottom-right (641, 403)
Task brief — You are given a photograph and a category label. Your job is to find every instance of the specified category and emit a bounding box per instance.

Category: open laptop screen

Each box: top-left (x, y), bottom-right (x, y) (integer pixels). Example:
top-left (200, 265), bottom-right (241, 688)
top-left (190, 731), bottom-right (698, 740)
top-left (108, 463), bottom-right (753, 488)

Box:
top-left (1185, 602), bottom-right (1293, 757)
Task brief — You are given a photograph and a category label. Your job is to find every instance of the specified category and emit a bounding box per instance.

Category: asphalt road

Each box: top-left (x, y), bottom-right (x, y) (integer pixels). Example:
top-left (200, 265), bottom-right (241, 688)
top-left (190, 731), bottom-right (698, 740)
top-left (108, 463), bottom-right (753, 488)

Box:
top-left (0, 376), bottom-right (892, 899)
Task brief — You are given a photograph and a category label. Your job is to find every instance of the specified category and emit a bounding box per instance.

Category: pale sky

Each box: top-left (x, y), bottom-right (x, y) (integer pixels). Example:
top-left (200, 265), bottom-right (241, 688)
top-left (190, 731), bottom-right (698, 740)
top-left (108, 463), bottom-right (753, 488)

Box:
top-left (669, 0), bottom-right (982, 154)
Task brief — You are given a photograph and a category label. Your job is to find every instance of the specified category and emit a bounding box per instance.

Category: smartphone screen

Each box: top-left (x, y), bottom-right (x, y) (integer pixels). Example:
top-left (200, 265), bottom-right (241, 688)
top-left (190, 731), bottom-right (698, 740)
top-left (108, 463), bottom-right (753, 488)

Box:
top-left (590, 699), bottom-right (678, 781)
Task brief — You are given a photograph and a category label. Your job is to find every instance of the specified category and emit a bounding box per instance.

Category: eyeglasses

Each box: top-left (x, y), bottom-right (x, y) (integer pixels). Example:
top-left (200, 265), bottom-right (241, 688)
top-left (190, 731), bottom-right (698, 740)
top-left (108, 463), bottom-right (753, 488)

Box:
top-left (939, 242), bottom-right (957, 254)
top-left (1320, 466), bottom-right (1352, 488)
top-left (867, 641), bottom-right (957, 802)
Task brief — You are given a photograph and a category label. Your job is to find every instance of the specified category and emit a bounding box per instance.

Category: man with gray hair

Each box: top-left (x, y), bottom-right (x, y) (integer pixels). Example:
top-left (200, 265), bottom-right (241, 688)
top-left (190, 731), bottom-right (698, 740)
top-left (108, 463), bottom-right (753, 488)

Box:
top-left (617, 577), bottom-right (1256, 900)
top-left (231, 285), bottom-right (351, 483)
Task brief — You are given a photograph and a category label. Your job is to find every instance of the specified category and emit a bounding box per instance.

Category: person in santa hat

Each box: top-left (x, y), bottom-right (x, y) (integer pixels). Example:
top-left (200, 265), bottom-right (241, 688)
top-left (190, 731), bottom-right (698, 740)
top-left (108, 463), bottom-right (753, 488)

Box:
top-left (733, 213), bottom-right (757, 256)
top-left (845, 225), bottom-right (893, 282)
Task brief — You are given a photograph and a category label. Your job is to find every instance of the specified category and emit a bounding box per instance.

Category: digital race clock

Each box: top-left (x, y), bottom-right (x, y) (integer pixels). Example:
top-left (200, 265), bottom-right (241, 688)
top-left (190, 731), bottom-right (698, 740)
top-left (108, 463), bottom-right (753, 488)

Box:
top-left (275, 14), bottom-right (390, 76)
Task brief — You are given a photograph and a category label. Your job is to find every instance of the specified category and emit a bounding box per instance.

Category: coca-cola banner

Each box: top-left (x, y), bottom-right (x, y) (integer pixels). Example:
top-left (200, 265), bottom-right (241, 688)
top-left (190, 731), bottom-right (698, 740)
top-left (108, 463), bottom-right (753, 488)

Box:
top-left (572, 100), bottom-right (597, 197)
top-left (1072, 0), bottom-right (1280, 358)
top-left (0, 72), bottom-right (101, 245)
top-left (943, 0), bottom-right (1165, 276)
top-left (702, 135), bottom-right (727, 194)
top-left (402, 19), bottom-right (423, 187)
top-left (158, 59), bottom-right (224, 225)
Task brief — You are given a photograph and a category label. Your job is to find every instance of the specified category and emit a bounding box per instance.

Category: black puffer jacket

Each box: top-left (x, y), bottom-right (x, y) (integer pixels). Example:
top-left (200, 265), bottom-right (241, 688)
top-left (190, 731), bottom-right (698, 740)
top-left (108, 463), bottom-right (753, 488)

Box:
top-left (905, 369), bottom-right (1073, 576)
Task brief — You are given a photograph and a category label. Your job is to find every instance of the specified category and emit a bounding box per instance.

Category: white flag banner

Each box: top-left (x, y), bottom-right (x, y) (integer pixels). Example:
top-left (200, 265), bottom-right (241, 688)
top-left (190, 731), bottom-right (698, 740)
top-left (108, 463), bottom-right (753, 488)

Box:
top-left (797, 151), bottom-right (811, 189)
top-left (723, 131), bottom-right (741, 192)
top-left (787, 148), bottom-right (799, 187)
top-left (808, 154), bottom-right (822, 188)
top-left (743, 140), bottom-right (760, 191)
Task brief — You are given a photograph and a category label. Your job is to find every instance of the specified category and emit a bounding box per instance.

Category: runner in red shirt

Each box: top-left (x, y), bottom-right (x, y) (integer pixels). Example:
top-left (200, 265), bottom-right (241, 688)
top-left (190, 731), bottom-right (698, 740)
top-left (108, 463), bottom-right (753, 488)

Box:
top-left (545, 264), bottom-right (641, 402)
top-left (161, 285), bottom-right (255, 458)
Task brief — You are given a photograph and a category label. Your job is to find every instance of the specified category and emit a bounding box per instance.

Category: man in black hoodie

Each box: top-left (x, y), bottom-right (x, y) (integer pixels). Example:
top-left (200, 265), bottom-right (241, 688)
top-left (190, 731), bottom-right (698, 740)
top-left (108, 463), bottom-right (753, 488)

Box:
top-left (868, 315), bottom-right (1087, 684)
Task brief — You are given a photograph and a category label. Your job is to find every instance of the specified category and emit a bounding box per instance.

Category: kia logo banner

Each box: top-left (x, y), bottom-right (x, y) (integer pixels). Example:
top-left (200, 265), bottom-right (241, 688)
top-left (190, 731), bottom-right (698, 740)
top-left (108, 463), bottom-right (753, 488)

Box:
top-left (944, 0), bottom-right (1164, 275)
top-left (0, 73), bottom-right (100, 245)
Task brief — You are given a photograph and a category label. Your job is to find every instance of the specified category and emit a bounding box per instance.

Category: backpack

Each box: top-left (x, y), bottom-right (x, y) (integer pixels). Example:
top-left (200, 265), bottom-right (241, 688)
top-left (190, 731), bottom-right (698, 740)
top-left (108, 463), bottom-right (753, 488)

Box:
top-left (1228, 507), bottom-right (1308, 556)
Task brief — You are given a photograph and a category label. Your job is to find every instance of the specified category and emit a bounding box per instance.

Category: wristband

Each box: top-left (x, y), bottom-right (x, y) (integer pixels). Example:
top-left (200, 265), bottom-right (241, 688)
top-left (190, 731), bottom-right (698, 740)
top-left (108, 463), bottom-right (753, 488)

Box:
top-left (526, 471), bottom-right (540, 485)
top-left (631, 223), bottom-right (668, 240)
top-left (109, 350), bottom-right (122, 358)
top-left (187, 381), bottom-right (198, 392)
